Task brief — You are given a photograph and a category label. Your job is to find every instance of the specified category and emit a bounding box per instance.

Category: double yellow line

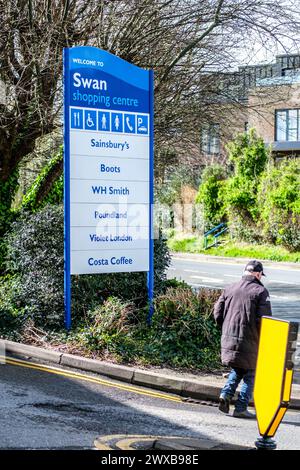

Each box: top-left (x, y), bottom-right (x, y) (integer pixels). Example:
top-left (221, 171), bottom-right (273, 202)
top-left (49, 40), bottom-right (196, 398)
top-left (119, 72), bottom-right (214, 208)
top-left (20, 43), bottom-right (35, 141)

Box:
top-left (94, 434), bottom-right (162, 450)
top-left (1, 355), bottom-right (182, 403)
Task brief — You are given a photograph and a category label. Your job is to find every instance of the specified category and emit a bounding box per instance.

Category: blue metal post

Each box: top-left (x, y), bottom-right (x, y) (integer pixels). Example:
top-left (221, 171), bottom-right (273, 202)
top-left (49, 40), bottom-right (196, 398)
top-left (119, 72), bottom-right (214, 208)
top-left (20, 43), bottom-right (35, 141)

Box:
top-left (63, 48), bottom-right (72, 331)
top-left (147, 69), bottom-right (154, 325)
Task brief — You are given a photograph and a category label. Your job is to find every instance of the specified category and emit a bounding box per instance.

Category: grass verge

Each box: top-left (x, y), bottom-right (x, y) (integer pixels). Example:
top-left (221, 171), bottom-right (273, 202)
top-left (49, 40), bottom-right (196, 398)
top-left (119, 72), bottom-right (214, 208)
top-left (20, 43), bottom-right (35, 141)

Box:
top-left (167, 234), bottom-right (300, 263)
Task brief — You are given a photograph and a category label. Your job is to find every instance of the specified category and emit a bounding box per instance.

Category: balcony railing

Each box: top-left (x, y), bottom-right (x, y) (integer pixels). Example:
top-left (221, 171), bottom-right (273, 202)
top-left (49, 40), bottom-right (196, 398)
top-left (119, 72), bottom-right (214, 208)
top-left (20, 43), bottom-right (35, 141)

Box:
top-left (256, 73), bottom-right (300, 87)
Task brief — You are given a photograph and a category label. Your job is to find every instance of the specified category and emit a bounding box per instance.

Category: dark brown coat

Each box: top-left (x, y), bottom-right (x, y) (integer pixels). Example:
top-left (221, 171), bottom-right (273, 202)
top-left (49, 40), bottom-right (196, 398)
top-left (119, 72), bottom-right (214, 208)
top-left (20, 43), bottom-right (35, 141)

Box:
top-left (213, 275), bottom-right (272, 370)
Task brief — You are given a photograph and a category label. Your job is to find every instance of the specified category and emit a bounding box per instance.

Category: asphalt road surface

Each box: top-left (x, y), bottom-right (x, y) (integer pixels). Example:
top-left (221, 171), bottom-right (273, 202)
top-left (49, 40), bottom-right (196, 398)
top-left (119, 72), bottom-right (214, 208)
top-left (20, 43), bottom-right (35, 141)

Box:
top-left (0, 356), bottom-right (299, 450)
top-left (168, 255), bottom-right (300, 323)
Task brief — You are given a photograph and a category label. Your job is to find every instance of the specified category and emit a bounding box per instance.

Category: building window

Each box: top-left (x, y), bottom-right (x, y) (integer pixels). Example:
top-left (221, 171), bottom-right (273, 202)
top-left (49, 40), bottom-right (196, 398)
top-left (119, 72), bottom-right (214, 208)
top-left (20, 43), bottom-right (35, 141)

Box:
top-left (275, 109), bottom-right (300, 142)
top-left (201, 123), bottom-right (220, 154)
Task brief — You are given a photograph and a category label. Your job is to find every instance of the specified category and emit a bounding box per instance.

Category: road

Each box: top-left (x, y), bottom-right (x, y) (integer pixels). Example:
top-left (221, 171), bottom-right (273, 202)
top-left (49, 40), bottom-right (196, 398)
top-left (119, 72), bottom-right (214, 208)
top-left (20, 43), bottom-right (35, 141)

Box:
top-left (168, 255), bottom-right (300, 322)
top-left (0, 356), bottom-right (299, 450)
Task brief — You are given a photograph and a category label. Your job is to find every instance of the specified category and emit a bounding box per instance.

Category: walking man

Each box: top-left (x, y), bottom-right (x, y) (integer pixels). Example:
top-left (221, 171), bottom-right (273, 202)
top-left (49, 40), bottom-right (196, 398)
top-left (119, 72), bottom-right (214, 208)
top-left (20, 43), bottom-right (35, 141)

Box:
top-left (213, 260), bottom-right (272, 418)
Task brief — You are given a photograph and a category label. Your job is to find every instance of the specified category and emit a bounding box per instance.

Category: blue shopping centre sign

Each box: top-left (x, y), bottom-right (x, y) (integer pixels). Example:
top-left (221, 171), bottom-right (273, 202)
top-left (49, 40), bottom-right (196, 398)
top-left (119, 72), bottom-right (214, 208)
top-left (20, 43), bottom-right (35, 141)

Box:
top-left (63, 46), bottom-right (154, 329)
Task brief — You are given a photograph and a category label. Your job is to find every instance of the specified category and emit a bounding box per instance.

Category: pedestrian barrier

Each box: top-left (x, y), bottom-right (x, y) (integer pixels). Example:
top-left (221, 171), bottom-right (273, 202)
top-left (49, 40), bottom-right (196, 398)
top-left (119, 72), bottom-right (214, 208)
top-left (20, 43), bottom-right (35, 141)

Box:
top-left (203, 223), bottom-right (228, 249)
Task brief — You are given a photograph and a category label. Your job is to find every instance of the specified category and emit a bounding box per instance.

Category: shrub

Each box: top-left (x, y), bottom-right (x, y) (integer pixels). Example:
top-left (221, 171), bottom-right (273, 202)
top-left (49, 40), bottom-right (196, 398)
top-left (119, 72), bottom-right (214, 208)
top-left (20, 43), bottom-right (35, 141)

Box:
top-left (21, 147), bottom-right (63, 212)
top-left (152, 287), bottom-right (221, 353)
top-left (0, 275), bottom-right (25, 339)
top-left (77, 297), bottom-right (138, 354)
top-left (225, 210), bottom-right (260, 243)
top-left (226, 128), bottom-right (269, 179)
top-left (278, 215), bottom-right (300, 252)
top-left (1, 205), bottom-right (171, 328)
top-left (162, 278), bottom-right (191, 290)
top-left (75, 288), bottom-right (222, 370)
top-left (195, 164), bottom-right (228, 229)
top-left (258, 159), bottom-right (300, 251)
top-left (0, 168), bottom-right (20, 273)
top-left (144, 286), bottom-right (222, 369)
top-left (225, 129), bottom-right (269, 241)
top-left (3, 205), bottom-right (64, 327)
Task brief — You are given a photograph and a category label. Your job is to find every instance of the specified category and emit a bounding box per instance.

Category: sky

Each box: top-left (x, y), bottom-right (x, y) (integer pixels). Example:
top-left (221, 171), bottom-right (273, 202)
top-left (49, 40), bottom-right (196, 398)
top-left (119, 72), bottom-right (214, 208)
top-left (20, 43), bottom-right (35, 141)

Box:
top-left (240, 40), bottom-right (300, 68)
top-left (230, 0), bottom-right (300, 70)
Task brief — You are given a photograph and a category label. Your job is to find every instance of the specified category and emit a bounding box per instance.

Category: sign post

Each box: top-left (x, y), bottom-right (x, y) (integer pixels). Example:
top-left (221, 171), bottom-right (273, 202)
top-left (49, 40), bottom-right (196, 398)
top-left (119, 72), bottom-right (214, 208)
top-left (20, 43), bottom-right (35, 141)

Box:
top-left (63, 46), bottom-right (154, 329)
top-left (254, 317), bottom-right (299, 449)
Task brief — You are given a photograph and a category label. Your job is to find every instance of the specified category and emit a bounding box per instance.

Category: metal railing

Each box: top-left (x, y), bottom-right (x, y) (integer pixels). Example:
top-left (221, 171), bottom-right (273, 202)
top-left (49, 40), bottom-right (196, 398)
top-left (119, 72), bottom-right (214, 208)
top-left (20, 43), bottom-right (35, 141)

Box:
top-left (204, 222), bottom-right (228, 249)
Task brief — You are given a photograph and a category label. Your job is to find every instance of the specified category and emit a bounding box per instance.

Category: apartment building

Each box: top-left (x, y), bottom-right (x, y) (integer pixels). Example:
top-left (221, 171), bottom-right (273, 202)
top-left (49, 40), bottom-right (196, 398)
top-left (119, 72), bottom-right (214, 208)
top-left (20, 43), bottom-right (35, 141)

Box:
top-left (201, 54), bottom-right (300, 160)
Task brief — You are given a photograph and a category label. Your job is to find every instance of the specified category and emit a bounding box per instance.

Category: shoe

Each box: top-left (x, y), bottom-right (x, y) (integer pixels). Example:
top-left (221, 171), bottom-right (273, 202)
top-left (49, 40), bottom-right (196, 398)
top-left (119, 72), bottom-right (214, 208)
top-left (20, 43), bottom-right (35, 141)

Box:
top-left (218, 394), bottom-right (230, 414)
top-left (233, 409), bottom-right (256, 419)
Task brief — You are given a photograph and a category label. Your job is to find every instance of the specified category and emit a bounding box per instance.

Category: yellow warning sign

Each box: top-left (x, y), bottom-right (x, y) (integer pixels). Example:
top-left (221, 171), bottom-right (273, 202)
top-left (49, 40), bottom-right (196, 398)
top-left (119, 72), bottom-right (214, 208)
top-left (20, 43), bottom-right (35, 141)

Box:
top-left (254, 317), bottom-right (298, 438)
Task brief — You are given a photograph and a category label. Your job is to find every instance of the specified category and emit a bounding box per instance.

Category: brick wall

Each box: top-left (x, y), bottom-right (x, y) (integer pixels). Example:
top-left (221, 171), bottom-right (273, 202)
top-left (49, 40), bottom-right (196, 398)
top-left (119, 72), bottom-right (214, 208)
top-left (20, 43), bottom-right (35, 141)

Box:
top-left (248, 84), bottom-right (300, 144)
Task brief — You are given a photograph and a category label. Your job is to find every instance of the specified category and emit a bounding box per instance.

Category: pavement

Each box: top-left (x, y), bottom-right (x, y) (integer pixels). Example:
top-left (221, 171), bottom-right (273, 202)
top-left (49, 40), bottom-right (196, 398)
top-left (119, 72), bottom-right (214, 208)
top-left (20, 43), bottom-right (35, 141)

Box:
top-left (1, 339), bottom-right (300, 450)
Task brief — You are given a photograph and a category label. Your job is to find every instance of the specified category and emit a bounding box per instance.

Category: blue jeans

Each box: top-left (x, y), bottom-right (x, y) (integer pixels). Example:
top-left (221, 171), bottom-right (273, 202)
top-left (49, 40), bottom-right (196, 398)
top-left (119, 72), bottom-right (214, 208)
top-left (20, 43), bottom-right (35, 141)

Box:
top-left (221, 368), bottom-right (255, 412)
